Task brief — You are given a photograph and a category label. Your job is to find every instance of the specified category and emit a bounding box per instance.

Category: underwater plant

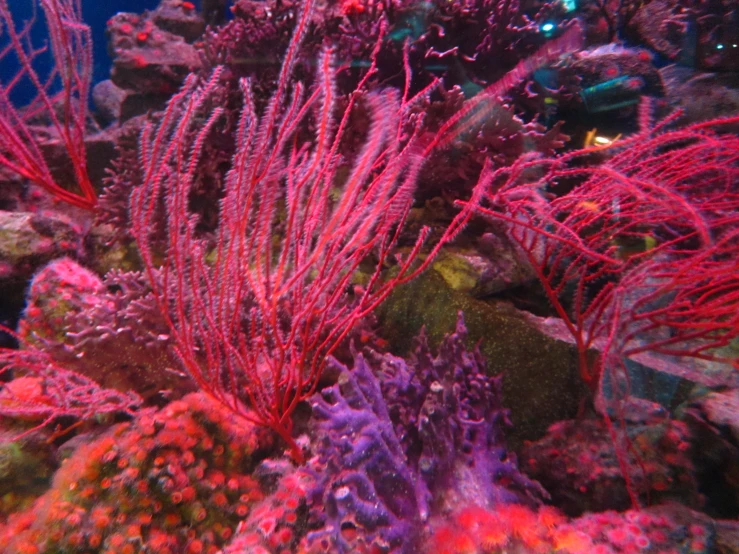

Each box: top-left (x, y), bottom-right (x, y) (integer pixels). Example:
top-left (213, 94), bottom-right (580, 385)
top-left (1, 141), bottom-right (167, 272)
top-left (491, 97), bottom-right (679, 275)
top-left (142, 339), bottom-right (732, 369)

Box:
top-left (0, 0), bottom-right (97, 210)
top-left (128, 0), bottom-right (467, 461)
top-left (459, 100), bottom-right (739, 505)
top-left (0, 348), bottom-right (142, 439)
top-left (461, 102), bottom-right (739, 390)
top-left (0, 0), bottom-right (583, 457)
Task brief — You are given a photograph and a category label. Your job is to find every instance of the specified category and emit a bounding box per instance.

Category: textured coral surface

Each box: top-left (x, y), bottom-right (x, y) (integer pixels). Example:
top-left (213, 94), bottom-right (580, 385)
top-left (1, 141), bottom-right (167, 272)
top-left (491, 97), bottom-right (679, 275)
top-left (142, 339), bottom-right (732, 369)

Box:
top-left (0, 0), bottom-right (737, 552)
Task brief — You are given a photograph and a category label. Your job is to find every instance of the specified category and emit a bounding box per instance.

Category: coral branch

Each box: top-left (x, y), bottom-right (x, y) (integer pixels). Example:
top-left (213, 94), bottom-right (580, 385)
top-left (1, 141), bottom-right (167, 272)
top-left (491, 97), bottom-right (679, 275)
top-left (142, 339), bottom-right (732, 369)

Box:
top-left (129, 0), bottom-right (463, 461)
top-left (0, 0), bottom-right (96, 210)
top-left (462, 109), bottom-right (739, 391)
top-left (0, 347), bottom-right (142, 438)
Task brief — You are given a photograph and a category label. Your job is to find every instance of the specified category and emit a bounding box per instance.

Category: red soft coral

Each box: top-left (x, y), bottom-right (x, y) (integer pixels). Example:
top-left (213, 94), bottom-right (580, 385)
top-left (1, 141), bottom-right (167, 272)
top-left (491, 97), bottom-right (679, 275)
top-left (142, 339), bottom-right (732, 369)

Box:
top-left (427, 504), bottom-right (569, 554)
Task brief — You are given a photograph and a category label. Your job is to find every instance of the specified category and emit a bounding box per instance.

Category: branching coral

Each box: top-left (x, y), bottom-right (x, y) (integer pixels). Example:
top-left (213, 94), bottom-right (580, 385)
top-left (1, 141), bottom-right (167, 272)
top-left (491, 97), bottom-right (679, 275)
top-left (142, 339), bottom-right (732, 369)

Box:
top-left (459, 103), bottom-right (739, 393)
top-left (128, 0), bottom-right (473, 460)
top-left (0, 0), bottom-right (97, 210)
top-left (304, 313), bottom-right (545, 552)
top-left (0, 348), bottom-right (142, 440)
top-left (454, 100), bottom-right (738, 509)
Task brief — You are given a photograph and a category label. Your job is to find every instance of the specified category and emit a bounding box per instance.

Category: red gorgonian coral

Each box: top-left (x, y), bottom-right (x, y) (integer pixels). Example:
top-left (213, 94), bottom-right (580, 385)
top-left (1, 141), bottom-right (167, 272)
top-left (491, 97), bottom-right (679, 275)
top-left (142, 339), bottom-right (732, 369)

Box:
top-left (129, 0), bottom-right (469, 461)
top-left (0, 0), bottom-right (97, 210)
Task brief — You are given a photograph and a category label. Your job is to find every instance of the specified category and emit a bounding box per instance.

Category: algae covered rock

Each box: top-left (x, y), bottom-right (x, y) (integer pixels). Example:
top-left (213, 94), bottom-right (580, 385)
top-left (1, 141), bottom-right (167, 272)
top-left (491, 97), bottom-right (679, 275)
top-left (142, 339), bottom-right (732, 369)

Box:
top-left (684, 388), bottom-right (739, 517)
top-left (19, 258), bottom-right (190, 404)
top-left (431, 232), bottom-right (536, 298)
top-left (377, 269), bottom-right (582, 441)
top-left (0, 429), bottom-right (56, 520)
top-left (0, 211), bottom-right (83, 282)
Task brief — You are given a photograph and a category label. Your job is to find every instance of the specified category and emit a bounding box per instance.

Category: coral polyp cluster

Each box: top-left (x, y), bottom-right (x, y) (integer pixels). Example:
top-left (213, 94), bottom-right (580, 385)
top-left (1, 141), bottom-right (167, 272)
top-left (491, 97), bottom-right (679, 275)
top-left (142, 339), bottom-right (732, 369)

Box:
top-left (522, 417), bottom-right (699, 515)
top-left (555, 506), bottom-right (714, 554)
top-left (426, 504), bottom-right (569, 554)
top-left (425, 504), bottom-right (715, 554)
top-left (0, 393), bottom-right (272, 554)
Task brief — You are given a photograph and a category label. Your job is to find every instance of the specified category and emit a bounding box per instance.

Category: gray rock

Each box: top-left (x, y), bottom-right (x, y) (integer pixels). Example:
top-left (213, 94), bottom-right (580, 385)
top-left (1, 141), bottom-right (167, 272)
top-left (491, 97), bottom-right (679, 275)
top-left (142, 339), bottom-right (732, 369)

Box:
top-left (92, 80), bottom-right (127, 126)
top-left (38, 128), bottom-right (116, 191)
top-left (152, 0), bottom-right (206, 43)
top-left (94, 79), bottom-right (170, 123)
top-left (109, 12), bottom-right (202, 96)
top-left (660, 65), bottom-right (739, 124)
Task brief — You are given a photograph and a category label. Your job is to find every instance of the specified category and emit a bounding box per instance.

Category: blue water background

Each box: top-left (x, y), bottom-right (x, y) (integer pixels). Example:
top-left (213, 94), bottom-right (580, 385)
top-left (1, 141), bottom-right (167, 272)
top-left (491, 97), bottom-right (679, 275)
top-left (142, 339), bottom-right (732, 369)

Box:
top-left (2, 0), bottom-right (164, 103)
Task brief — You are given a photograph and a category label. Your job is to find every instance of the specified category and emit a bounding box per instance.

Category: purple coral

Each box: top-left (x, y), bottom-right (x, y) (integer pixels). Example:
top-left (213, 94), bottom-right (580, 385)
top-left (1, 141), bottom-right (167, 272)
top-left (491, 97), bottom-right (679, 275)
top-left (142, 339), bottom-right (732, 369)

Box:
top-left (305, 313), bottom-right (545, 552)
top-left (308, 353), bottom-right (428, 552)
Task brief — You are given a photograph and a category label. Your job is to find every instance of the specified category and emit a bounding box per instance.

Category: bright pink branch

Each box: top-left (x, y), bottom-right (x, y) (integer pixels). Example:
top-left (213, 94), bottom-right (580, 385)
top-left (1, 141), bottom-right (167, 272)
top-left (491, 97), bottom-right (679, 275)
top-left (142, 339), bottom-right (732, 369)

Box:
top-left (129, 0), bottom-right (470, 461)
top-left (463, 106), bottom-right (739, 389)
top-left (0, 0), bottom-right (96, 210)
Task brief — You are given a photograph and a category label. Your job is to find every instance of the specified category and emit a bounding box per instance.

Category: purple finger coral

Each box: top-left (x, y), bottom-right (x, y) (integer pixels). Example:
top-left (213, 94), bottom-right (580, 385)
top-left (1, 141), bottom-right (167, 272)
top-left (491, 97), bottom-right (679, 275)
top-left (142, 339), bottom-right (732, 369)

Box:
top-left (307, 353), bottom-right (427, 553)
top-left (305, 312), bottom-right (545, 553)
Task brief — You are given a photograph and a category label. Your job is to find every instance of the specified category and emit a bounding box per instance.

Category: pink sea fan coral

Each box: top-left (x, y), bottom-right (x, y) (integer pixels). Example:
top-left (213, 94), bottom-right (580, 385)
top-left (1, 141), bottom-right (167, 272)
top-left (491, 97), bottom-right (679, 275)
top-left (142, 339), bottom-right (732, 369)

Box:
top-left (0, 0), bottom-right (97, 210)
top-left (128, 0), bottom-right (467, 460)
